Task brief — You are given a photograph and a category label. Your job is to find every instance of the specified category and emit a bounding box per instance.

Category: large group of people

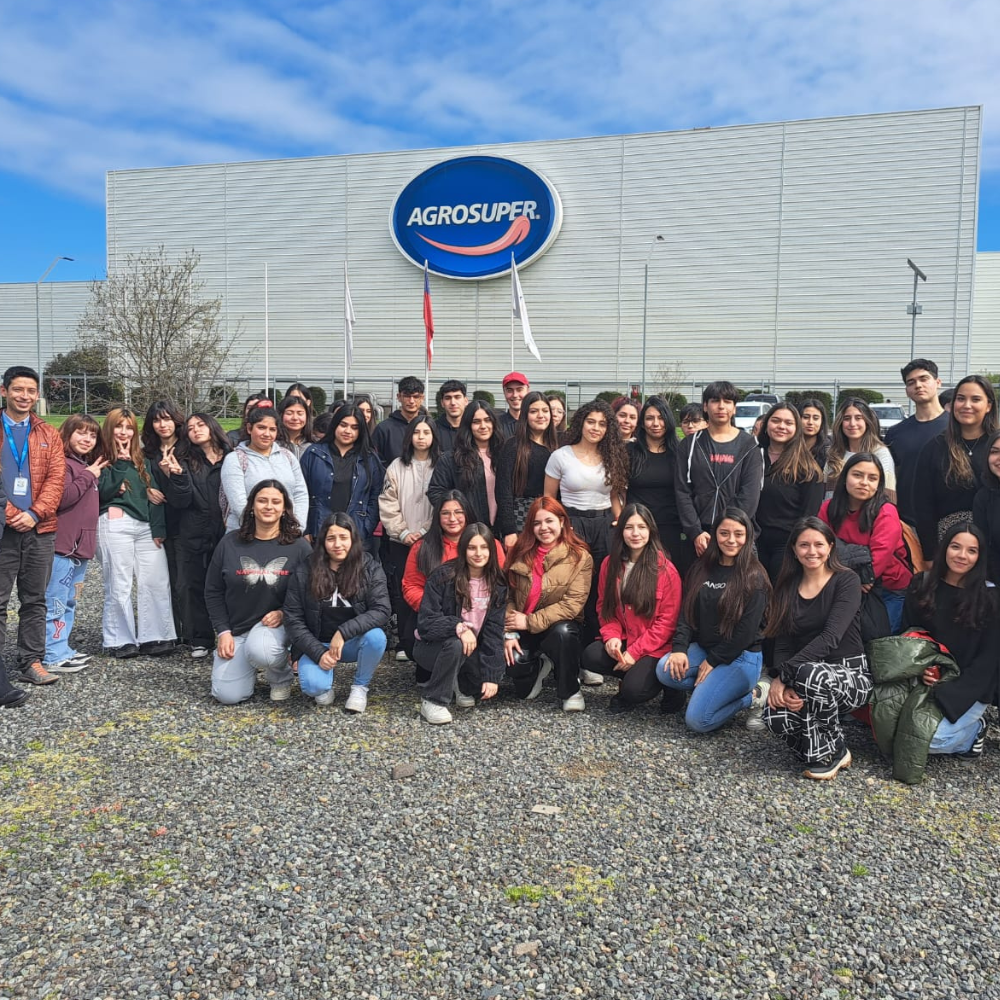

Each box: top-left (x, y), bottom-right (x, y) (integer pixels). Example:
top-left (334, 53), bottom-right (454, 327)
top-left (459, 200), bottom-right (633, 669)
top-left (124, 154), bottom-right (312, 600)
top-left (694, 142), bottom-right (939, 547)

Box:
top-left (1, 360), bottom-right (998, 785)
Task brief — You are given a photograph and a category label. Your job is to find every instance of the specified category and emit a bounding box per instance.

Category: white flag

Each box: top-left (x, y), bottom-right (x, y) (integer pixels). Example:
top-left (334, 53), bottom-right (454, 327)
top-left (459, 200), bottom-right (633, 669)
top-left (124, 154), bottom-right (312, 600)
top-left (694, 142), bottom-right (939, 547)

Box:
top-left (511, 255), bottom-right (541, 363)
top-left (344, 261), bottom-right (356, 369)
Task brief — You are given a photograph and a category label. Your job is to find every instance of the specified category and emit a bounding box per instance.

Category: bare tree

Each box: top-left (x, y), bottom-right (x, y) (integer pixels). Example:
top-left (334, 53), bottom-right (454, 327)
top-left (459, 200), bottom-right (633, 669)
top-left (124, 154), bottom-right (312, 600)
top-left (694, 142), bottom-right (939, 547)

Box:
top-left (78, 246), bottom-right (245, 413)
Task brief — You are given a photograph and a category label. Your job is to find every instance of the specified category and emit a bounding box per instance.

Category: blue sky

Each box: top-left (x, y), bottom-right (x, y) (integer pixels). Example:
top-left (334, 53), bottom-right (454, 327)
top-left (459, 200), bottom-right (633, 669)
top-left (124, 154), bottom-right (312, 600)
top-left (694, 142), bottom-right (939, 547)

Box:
top-left (1, 0), bottom-right (997, 284)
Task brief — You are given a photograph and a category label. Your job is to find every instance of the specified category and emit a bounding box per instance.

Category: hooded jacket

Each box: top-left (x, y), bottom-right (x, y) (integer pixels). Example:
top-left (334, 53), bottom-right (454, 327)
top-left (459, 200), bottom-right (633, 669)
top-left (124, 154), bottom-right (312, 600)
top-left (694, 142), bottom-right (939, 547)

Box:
top-left (219, 442), bottom-right (309, 531)
top-left (54, 453), bottom-right (99, 559)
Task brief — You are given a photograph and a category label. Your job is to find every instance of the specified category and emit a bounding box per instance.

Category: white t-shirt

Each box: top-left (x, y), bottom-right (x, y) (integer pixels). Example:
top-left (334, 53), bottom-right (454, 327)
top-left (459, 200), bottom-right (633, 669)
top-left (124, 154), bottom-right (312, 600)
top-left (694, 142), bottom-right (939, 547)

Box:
top-left (545, 446), bottom-right (612, 511)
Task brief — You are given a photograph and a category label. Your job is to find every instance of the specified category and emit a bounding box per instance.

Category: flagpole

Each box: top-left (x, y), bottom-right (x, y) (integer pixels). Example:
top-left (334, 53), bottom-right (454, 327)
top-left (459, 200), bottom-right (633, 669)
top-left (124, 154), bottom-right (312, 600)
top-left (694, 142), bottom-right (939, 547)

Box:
top-left (263, 262), bottom-right (270, 396)
top-left (510, 254), bottom-right (515, 369)
top-left (343, 261), bottom-right (349, 402)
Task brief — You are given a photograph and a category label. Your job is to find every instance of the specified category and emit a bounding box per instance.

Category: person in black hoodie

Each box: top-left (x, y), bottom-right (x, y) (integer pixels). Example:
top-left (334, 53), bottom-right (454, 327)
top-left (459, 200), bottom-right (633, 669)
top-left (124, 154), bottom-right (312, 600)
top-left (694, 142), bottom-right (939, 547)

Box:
top-left (206, 480), bottom-right (311, 705)
top-left (902, 521), bottom-right (999, 763)
top-left (416, 522), bottom-right (507, 724)
top-left (371, 376), bottom-right (426, 463)
top-left (675, 381), bottom-right (764, 559)
top-left (972, 428), bottom-right (1000, 584)
top-left (433, 379), bottom-right (468, 454)
top-left (284, 511), bottom-right (390, 713)
top-left (161, 413), bottom-right (232, 659)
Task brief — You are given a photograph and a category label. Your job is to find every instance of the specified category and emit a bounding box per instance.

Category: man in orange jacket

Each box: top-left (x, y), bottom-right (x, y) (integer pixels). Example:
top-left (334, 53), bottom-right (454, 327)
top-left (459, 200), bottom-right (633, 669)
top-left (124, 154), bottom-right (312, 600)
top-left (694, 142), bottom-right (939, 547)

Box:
top-left (0, 365), bottom-right (65, 694)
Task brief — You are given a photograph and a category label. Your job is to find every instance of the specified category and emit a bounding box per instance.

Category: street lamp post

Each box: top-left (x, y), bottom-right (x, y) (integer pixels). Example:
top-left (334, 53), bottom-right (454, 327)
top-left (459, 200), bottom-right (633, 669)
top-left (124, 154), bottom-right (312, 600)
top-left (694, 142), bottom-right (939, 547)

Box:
top-left (905, 258), bottom-right (927, 414)
top-left (35, 255), bottom-right (74, 407)
top-left (640, 235), bottom-right (665, 400)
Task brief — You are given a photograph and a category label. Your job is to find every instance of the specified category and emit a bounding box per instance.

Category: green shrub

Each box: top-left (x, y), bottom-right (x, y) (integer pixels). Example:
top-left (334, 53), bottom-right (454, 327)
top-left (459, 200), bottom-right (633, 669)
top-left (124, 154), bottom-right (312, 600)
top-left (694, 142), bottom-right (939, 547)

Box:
top-left (657, 391), bottom-right (688, 416)
top-left (541, 389), bottom-right (566, 403)
top-left (596, 390), bottom-right (623, 405)
top-left (836, 387), bottom-right (884, 409)
top-left (308, 385), bottom-right (328, 411)
top-left (783, 390), bottom-right (834, 416)
top-left (472, 389), bottom-right (496, 408)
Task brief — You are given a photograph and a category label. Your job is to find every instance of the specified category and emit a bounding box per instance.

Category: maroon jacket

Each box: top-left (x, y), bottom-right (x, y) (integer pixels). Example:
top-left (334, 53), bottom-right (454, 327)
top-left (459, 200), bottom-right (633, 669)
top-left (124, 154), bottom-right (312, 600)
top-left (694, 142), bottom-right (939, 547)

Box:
top-left (54, 454), bottom-right (100, 559)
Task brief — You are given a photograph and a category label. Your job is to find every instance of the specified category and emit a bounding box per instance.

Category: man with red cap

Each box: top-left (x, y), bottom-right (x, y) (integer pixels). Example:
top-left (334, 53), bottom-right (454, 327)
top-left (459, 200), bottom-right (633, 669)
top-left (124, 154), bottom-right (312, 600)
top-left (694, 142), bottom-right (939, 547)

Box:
top-left (500, 372), bottom-right (530, 434)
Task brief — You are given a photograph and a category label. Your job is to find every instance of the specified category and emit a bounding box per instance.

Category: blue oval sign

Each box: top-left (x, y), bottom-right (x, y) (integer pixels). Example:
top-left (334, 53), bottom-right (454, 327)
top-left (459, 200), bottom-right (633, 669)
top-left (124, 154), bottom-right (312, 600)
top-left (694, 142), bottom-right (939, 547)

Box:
top-left (390, 155), bottom-right (563, 280)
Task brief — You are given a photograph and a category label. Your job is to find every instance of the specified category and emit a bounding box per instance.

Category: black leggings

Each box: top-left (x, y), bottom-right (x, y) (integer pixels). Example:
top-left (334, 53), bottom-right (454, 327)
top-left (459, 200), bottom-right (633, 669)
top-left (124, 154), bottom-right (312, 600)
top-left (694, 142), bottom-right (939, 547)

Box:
top-left (581, 641), bottom-right (662, 705)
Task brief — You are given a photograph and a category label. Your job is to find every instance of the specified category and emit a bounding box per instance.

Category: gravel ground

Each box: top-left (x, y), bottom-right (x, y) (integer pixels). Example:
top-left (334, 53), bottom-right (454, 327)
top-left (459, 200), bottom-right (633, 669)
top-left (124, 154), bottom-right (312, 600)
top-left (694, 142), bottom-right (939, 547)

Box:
top-left (3, 571), bottom-right (1000, 1000)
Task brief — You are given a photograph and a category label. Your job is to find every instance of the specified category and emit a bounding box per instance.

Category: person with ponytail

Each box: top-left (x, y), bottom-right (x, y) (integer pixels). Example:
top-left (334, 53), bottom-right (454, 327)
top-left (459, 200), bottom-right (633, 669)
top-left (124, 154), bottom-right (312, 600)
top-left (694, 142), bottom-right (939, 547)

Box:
top-left (97, 407), bottom-right (176, 658)
top-left (657, 508), bottom-right (770, 732)
top-left (495, 391), bottom-right (559, 549)
top-left (581, 503), bottom-right (682, 713)
top-left (284, 512), bottom-right (390, 714)
top-left (915, 375), bottom-right (998, 562)
top-left (503, 496), bottom-right (593, 711)
top-left (415, 523), bottom-right (508, 724)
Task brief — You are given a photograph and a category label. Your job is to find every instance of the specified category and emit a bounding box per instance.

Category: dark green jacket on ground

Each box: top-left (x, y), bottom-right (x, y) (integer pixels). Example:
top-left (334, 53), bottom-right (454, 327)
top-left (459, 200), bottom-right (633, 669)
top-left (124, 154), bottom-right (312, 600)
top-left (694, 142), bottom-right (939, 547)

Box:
top-left (867, 633), bottom-right (960, 785)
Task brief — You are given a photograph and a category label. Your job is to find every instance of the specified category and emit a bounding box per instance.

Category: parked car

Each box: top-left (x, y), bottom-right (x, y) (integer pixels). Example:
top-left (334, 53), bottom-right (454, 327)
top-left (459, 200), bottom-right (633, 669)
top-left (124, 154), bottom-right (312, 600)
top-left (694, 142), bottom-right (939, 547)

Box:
top-left (871, 403), bottom-right (905, 434)
top-left (744, 393), bottom-right (779, 406)
top-left (734, 401), bottom-right (770, 431)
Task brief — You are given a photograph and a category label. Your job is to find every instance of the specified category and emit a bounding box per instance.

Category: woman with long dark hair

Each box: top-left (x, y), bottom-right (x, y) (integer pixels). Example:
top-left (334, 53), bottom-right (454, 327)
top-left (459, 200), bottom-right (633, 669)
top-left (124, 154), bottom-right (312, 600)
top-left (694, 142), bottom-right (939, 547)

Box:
top-left (160, 412), bottom-right (233, 658)
top-left (756, 403), bottom-right (824, 582)
top-left (580, 503), bottom-right (682, 712)
top-left (819, 452), bottom-right (912, 633)
top-left (626, 396), bottom-right (685, 570)
top-left (916, 374), bottom-right (999, 562)
top-left (416, 523), bottom-right (508, 724)
top-left (428, 400), bottom-right (505, 528)
top-left (544, 399), bottom-right (629, 645)
top-left (98, 407), bottom-right (176, 658)
top-left (504, 496), bottom-right (593, 711)
top-left (220, 404), bottom-right (309, 530)
top-left (283, 512), bottom-right (390, 713)
top-left (278, 394), bottom-right (313, 459)
top-left (401, 491), bottom-right (505, 667)
top-left (205, 479), bottom-right (311, 704)
top-left (824, 397), bottom-right (895, 501)
top-left (299, 403), bottom-right (384, 546)
top-left (901, 522), bottom-right (999, 763)
top-left (42, 414), bottom-right (107, 672)
top-left (657, 507), bottom-right (770, 732)
top-left (973, 428), bottom-right (1000, 583)
top-left (760, 517), bottom-right (870, 780)
top-left (495, 391), bottom-right (559, 549)
top-left (798, 398), bottom-right (831, 469)
top-left (611, 396), bottom-right (639, 443)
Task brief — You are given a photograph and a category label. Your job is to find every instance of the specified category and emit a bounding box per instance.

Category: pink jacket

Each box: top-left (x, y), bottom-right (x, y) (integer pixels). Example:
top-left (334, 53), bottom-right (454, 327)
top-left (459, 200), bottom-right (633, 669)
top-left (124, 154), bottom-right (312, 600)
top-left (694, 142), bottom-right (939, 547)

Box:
top-left (596, 551), bottom-right (682, 661)
top-left (819, 499), bottom-right (913, 592)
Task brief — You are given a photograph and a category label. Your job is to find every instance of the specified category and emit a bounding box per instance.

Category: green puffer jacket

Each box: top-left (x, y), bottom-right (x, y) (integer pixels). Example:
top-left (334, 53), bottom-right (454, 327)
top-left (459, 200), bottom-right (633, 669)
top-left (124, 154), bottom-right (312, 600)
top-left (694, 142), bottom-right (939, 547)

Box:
top-left (867, 632), bottom-right (960, 785)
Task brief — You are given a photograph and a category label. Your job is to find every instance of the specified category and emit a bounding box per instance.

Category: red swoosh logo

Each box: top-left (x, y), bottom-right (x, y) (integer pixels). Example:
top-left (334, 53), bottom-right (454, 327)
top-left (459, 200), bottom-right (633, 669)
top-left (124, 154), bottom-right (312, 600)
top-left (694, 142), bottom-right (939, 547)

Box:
top-left (416, 215), bottom-right (530, 256)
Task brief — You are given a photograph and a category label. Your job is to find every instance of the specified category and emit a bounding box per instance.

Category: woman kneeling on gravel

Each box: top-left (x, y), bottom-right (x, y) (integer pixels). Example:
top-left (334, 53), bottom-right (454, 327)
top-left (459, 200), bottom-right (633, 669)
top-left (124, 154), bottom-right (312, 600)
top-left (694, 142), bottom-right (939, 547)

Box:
top-left (416, 523), bottom-right (507, 724)
top-left (205, 480), bottom-right (311, 705)
top-left (760, 517), bottom-right (871, 780)
top-left (503, 496), bottom-right (593, 711)
top-left (657, 508), bottom-right (770, 731)
top-left (283, 512), bottom-right (390, 713)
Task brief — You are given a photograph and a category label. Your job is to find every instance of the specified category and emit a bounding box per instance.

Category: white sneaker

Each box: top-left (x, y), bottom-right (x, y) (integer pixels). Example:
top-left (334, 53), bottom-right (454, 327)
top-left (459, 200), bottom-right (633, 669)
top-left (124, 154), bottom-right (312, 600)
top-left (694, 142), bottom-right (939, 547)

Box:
top-left (315, 688), bottom-right (336, 707)
top-left (454, 684), bottom-right (476, 709)
top-left (270, 683), bottom-right (292, 702)
top-left (190, 646), bottom-right (210, 660)
top-left (421, 699), bottom-right (453, 725)
top-left (45, 659), bottom-right (88, 674)
top-left (579, 669), bottom-right (604, 686)
top-left (344, 684), bottom-right (368, 713)
top-left (746, 679), bottom-right (770, 731)
top-left (525, 656), bottom-right (554, 701)
top-left (562, 691), bottom-right (586, 712)
top-left (395, 649), bottom-right (410, 662)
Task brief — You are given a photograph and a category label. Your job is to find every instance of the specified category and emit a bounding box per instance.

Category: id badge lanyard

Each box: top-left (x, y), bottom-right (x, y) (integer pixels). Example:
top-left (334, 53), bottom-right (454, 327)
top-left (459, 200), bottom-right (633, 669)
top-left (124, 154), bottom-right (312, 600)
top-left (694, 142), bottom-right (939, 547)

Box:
top-left (2, 413), bottom-right (30, 496)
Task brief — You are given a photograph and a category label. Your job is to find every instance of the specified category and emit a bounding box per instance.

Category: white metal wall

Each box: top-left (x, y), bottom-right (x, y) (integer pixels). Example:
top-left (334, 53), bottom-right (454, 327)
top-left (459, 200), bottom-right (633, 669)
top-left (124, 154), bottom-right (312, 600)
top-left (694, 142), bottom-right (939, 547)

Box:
top-left (0, 281), bottom-right (95, 376)
top-left (92, 106), bottom-right (978, 399)
top-left (971, 252), bottom-right (1000, 375)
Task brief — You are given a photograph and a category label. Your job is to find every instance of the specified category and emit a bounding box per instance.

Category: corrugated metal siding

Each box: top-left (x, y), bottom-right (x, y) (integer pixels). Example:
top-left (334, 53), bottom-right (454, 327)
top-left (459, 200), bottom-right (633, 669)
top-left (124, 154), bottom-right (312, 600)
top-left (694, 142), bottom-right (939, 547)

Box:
top-left (96, 106), bottom-right (979, 399)
top-left (0, 281), bottom-right (95, 374)
top-left (971, 252), bottom-right (1000, 374)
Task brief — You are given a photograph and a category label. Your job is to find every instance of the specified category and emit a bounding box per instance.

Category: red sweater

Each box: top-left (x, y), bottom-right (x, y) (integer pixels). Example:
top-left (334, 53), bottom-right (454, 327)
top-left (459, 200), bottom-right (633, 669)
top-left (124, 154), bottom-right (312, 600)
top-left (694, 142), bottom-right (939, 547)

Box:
top-left (596, 551), bottom-right (682, 661)
top-left (402, 536), bottom-right (506, 611)
top-left (819, 499), bottom-right (912, 592)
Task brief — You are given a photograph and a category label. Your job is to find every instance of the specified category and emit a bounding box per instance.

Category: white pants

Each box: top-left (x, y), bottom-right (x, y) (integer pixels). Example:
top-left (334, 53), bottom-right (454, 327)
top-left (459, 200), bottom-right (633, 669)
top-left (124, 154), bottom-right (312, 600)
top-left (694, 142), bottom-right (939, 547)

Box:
top-left (97, 511), bottom-right (177, 647)
top-left (211, 622), bottom-right (292, 705)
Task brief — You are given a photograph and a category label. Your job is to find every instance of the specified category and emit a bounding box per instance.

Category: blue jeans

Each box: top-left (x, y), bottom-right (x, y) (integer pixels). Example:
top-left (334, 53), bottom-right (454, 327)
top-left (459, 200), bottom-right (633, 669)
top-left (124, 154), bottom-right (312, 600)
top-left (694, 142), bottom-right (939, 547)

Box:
top-left (882, 588), bottom-right (905, 634)
top-left (44, 554), bottom-right (90, 665)
top-left (656, 642), bottom-right (763, 733)
top-left (297, 628), bottom-right (387, 698)
top-left (929, 701), bottom-right (987, 755)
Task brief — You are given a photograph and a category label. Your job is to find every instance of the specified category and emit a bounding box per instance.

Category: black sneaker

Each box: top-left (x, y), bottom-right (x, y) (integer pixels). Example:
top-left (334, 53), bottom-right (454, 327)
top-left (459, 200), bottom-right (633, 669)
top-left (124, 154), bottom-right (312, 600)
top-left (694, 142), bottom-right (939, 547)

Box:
top-left (659, 688), bottom-right (686, 715)
top-left (140, 641), bottom-right (176, 657)
top-left (958, 721), bottom-right (986, 765)
top-left (105, 644), bottom-right (140, 659)
top-left (607, 695), bottom-right (633, 715)
top-left (802, 747), bottom-right (852, 781)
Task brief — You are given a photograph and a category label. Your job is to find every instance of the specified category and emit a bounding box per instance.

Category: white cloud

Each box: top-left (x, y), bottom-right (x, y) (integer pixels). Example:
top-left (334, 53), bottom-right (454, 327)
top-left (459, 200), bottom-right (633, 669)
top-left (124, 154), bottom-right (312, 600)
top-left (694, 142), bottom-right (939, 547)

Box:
top-left (0, 0), bottom-right (995, 207)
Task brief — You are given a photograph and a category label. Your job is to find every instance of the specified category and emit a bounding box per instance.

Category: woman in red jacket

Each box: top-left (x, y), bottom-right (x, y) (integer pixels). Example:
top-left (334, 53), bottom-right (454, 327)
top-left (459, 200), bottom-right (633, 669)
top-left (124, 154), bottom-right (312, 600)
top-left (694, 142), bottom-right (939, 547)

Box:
top-left (819, 452), bottom-right (912, 634)
top-left (581, 503), bottom-right (682, 713)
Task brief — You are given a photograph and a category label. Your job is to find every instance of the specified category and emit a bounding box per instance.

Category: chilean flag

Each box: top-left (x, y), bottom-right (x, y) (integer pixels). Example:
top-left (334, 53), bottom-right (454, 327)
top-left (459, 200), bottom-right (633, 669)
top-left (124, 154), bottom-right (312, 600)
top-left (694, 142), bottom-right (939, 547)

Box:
top-left (423, 260), bottom-right (434, 369)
